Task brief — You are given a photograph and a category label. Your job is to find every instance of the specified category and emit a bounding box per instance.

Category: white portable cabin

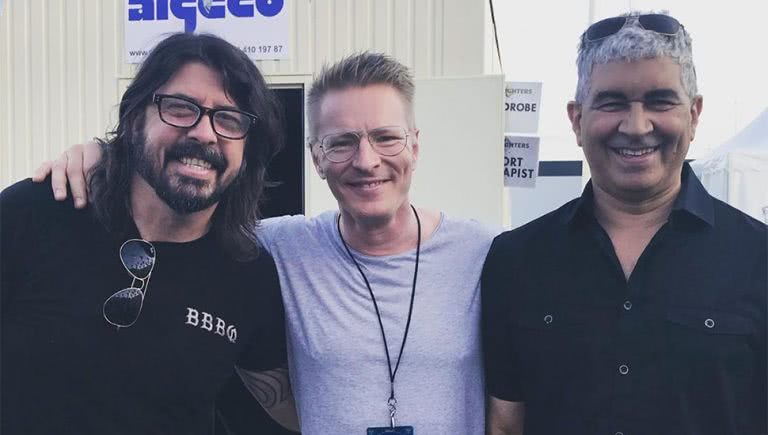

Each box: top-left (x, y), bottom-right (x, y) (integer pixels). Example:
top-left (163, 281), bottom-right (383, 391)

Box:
top-left (0, 0), bottom-right (506, 226)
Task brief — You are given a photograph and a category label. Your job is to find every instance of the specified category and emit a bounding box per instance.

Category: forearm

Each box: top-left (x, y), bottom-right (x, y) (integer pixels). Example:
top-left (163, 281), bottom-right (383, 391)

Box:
top-left (487, 420), bottom-right (524, 435)
top-left (487, 397), bottom-right (524, 435)
top-left (235, 365), bottom-right (300, 432)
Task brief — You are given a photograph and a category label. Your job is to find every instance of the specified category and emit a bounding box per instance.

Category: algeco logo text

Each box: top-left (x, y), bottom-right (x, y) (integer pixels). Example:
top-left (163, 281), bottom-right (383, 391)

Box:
top-left (128, 0), bottom-right (285, 33)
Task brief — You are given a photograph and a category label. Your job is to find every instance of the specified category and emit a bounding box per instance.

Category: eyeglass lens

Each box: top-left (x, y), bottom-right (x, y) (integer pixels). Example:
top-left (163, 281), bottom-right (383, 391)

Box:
top-left (103, 287), bottom-right (145, 328)
top-left (586, 16), bottom-right (626, 41)
top-left (637, 14), bottom-right (680, 34)
top-left (120, 239), bottom-right (155, 279)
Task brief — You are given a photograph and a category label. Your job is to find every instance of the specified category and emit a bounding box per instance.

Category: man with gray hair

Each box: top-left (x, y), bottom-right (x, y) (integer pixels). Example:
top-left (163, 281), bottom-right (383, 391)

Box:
top-left (482, 12), bottom-right (766, 435)
top-left (35, 51), bottom-right (494, 434)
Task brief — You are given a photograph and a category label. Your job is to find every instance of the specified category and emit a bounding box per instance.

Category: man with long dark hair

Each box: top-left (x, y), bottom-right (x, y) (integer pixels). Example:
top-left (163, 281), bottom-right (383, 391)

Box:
top-left (1, 33), bottom-right (297, 434)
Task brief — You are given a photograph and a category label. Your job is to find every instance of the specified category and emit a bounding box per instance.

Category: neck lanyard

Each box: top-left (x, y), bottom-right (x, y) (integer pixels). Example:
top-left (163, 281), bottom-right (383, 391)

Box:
top-left (337, 205), bottom-right (421, 427)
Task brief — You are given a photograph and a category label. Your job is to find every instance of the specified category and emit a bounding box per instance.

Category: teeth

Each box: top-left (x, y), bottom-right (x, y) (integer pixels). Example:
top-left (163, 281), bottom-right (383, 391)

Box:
top-left (180, 157), bottom-right (212, 169)
top-left (355, 181), bottom-right (383, 188)
top-left (616, 147), bottom-right (657, 157)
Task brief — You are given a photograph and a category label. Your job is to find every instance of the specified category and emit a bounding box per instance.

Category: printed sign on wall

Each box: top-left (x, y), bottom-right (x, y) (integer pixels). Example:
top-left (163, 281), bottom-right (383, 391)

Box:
top-left (504, 135), bottom-right (540, 188)
top-left (125, 0), bottom-right (288, 63)
top-left (504, 82), bottom-right (542, 134)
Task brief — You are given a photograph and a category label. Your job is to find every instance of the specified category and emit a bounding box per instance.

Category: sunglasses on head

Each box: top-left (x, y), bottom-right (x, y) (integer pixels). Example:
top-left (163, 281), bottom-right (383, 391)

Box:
top-left (584, 14), bottom-right (683, 42)
top-left (103, 239), bottom-right (156, 328)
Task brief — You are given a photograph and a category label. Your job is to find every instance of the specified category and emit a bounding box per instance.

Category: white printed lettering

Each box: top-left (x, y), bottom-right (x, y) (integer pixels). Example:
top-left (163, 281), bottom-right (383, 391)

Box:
top-left (226, 325), bottom-right (238, 344)
top-left (215, 318), bottom-right (226, 336)
top-left (184, 307), bottom-right (237, 343)
top-left (201, 312), bottom-right (213, 331)
top-left (185, 307), bottom-right (199, 326)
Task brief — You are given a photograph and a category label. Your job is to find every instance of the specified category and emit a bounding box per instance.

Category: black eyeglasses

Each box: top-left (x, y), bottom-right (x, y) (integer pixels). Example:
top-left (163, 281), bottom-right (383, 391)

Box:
top-left (153, 93), bottom-right (258, 140)
top-left (314, 126), bottom-right (411, 163)
top-left (103, 239), bottom-right (156, 328)
top-left (584, 14), bottom-right (683, 43)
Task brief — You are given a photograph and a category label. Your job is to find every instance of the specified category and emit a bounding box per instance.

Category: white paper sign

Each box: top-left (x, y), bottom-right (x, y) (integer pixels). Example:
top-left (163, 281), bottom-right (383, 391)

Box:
top-left (504, 82), bottom-right (542, 133)
top-left (125, 0), bottom-right (289, 63)
top-left (504, 135), bottom-right (540, 188)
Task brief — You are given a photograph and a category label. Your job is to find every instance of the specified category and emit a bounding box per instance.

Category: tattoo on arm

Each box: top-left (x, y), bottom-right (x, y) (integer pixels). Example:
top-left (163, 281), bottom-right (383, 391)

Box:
top-left (236, 366), bottom-right (291, 409)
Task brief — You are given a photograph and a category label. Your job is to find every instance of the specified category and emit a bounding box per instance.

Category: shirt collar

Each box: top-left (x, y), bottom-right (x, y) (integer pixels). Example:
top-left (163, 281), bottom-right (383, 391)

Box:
top-left (566, 162), bottom-right (715, 228)
top-left (670, 162), bottom-right (715, 227)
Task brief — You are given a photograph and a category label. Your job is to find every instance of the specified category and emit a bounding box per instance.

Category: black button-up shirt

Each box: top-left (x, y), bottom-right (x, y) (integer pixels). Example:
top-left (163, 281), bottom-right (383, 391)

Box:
top-left (482, 164), bottom-right (767, 435)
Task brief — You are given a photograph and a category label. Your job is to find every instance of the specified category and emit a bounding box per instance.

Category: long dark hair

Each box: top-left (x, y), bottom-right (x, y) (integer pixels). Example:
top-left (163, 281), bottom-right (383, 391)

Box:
top-left (89, 33), bottom-right (284, 261)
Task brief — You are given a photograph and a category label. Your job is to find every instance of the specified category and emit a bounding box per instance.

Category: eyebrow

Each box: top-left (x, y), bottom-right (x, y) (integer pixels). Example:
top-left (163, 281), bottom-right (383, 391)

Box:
top-left (644, 89), bottom-right (682, 100)
top-left (591, 91), bottom-right (627, 102)
top-left (591, 89), bottom-right (683, 102)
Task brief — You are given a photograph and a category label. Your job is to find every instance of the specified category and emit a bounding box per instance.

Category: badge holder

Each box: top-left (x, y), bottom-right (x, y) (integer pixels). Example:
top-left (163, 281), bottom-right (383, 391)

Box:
top-left (366, 397), bottom-right (414, 435)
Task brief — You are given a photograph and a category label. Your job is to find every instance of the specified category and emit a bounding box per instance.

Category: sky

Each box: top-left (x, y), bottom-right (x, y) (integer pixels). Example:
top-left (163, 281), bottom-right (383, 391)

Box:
top-left (494, 0), bottom-right (768, 161)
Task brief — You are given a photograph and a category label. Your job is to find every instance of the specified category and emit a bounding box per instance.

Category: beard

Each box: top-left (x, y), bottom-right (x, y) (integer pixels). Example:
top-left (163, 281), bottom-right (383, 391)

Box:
top-left (131, 132), bottom-right (242, 214)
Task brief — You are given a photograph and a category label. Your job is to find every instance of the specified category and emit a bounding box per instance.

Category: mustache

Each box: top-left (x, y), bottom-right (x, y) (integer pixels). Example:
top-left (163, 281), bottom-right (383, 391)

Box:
top-left (607, 134), bottom-right (663, 149)
top-left (165, 140), bottom-right (228, 172)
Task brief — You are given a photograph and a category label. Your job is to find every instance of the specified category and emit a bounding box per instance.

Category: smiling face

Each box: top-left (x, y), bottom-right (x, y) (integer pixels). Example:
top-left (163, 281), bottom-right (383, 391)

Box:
top-left (134, 62), bottom-right (246, 213)
top-left (312, 84), bottom-right (419, 225)
top-left (568, 56), bottom-right (703, 202)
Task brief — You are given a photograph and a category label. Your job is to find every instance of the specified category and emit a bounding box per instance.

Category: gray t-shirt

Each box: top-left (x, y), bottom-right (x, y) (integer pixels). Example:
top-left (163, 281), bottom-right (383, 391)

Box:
top-left (258, 211), bottom-right (496, 434)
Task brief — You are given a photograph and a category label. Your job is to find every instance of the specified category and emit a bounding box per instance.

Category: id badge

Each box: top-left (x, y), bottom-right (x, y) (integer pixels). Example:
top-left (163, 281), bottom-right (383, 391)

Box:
top-left (366, 426), bottom-right (414, 435)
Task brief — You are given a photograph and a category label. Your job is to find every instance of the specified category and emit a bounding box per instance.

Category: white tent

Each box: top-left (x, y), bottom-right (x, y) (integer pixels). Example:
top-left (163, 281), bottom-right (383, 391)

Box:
top-left (691, 108), bottom-right (768, 223)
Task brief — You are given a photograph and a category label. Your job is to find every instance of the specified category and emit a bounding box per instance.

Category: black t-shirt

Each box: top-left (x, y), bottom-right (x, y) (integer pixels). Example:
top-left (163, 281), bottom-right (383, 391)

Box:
top-left (1, 179), bottom-right (287, 435)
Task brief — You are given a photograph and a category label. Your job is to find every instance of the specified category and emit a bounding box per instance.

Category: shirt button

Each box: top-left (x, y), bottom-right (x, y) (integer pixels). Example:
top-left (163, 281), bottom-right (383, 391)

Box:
top-left (618, 364), bottom-right (629, 375)
top-left (543, 314), bottom-right (553, 324)
top-left (623, 300), bottom-right (632, 311)
top-left (705, 318), bottom-right (715, 328)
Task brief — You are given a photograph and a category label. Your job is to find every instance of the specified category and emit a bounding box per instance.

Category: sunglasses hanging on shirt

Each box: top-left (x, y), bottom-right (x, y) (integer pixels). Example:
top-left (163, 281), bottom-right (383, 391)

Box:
top-left (103, 239), bottom-right (156, 328)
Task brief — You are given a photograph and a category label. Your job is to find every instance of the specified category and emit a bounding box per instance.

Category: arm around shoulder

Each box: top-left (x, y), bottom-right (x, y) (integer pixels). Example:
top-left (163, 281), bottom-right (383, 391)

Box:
top-left (32, 141), bottom-right (102, 208)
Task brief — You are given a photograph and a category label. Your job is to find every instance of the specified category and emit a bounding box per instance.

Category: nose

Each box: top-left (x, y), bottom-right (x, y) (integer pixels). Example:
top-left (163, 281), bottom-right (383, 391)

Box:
top-left (351, 135), bottom-right (381, 170)
top-left (618, 102), bottom-right (654, 136)
top-left (186, 113), bottom-right (219, 145)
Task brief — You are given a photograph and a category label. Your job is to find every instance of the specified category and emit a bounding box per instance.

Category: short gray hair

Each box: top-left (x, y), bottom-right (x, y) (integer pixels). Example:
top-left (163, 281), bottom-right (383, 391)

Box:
top-left (307, 51), bottom-right (415, 139)
top-left (575, 11), bottom-right (697, 104)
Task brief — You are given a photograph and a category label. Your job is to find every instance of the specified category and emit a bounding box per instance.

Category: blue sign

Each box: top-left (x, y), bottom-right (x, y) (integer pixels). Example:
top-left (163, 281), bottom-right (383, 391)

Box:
top-left (128, 0), bottom-right (285, 33)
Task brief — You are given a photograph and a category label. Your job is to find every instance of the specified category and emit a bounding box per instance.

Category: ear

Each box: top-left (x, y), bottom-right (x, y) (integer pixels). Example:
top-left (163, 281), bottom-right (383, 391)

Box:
top-left (567, 101), bottom-right (583, 148)
top-left (689, 95), bottom-right (704, 141)
top-left (410, 129), bottom-right (420, 171)
top-left (310, 144), bottom-right (326, 180)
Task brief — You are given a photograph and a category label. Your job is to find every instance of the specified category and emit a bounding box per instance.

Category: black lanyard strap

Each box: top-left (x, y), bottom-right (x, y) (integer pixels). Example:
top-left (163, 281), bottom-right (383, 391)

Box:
top-left (337, 205), bottom-right (421, 404)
